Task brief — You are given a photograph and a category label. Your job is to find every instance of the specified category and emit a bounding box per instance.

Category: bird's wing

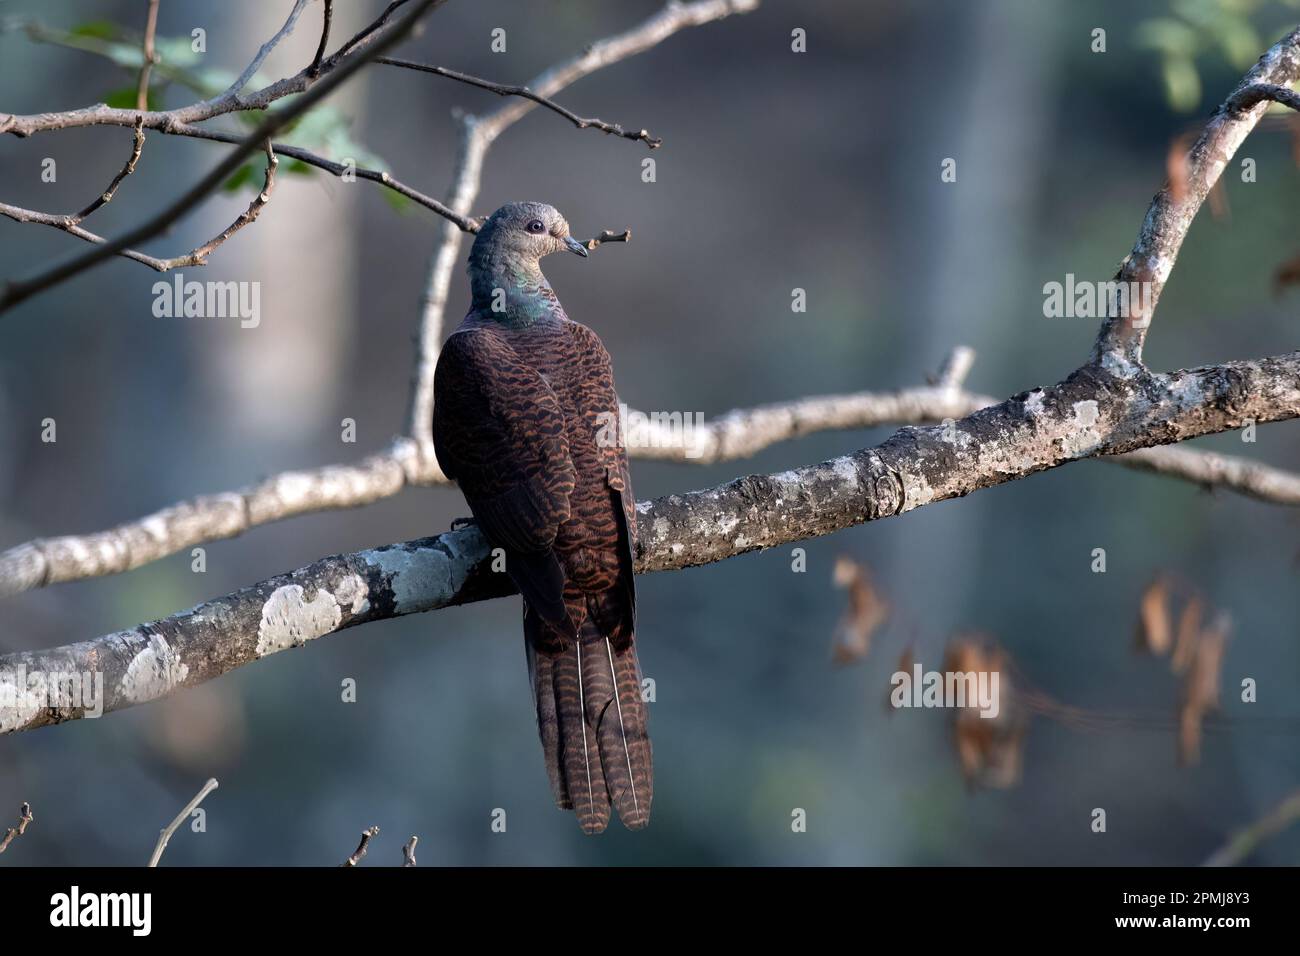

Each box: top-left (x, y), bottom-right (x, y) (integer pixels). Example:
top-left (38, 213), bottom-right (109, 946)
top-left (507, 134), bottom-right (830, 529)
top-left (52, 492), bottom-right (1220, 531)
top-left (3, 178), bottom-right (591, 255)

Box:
top-left (432, 327), bottom-right (576, 621)
top-left (567, 321), bottom-right (638, 637)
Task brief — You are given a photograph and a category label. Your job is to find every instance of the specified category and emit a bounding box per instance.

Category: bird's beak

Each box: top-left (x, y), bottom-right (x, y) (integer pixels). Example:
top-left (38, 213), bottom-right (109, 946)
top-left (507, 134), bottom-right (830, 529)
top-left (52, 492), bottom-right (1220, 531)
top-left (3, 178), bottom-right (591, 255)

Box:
top-left (564, 235), bottom-right (589, 258)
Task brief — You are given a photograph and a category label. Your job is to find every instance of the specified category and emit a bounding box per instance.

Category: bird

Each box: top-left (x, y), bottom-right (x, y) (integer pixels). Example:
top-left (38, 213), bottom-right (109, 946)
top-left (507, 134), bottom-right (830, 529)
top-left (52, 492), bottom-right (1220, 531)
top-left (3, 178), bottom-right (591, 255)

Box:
top-left (432, 201), bottom-right (651, 834)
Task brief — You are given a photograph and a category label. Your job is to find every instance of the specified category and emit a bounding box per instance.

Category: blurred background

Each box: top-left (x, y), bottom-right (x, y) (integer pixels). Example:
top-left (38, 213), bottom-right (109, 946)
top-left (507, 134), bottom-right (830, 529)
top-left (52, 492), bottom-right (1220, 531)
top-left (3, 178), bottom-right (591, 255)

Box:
top-left (1, 0), bottom-right (1298, 866)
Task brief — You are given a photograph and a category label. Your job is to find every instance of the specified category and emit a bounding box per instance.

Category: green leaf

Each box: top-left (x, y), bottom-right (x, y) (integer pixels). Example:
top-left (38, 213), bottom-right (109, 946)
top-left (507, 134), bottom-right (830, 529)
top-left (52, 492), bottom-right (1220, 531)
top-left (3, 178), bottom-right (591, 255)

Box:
top-left (283, 159), bottom-right (314, 176)
top-left (1161, 54), bottom-right (1203, 113)
top-left (222, 164), bottom-right (256, 193)
top-left (1135, 18), bottom-right (1201, 58)
top-left (71, 20), bottom-right (121, 40)
top-left (103, 86), bottom-right (163, 111)
top-left (382, 188), bottom-right (414, 215)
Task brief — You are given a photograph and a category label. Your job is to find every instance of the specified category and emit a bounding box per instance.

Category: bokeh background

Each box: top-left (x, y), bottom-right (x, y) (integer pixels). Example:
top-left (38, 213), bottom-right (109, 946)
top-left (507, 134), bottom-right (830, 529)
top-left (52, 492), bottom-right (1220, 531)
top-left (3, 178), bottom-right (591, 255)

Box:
top-left (2, 0), bottom-right (1298, 866)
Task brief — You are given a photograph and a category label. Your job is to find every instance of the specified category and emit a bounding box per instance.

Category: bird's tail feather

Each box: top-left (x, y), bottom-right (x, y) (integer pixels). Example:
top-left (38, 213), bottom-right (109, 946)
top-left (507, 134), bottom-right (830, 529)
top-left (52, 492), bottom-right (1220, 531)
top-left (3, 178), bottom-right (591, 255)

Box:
top-left (526, 612), bottom-right (652, 833)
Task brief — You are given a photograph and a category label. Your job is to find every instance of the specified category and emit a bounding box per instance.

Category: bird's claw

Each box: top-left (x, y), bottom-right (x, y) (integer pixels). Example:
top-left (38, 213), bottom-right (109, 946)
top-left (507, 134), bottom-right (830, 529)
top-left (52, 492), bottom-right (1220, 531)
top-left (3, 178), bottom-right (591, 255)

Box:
top-left (450, 516), bottom-right (478, 532)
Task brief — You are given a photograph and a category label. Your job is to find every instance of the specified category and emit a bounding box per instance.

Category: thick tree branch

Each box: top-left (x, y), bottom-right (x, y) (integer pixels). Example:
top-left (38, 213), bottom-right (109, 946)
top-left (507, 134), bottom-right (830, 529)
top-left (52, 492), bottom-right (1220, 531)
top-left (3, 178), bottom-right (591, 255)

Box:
top-left (2, 350), bottom-right (1298, 736)
top-left (2, 345), bottom-right (1295, 600)
top-left (1091, 28), bottom-right (1300, 370)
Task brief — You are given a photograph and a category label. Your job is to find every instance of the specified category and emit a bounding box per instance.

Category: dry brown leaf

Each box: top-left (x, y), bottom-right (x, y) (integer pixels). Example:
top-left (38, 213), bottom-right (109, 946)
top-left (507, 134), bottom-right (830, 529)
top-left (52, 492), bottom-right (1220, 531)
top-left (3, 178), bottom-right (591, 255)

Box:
top-left (1136, 576), bottom-right (1173, 655)
top-left (830, 554), bottom-right (889, 665)
top-left (1274, 252), bottom-right (1300, 297)
top-left (1171, 594), bottom-right (1204, 674)
top-left (1177, 613), bottom-right (1230, 767)
top-left (1166, 132), bottom-right (1195, 204)
top-left (944, 636), bottom-right (1027, 790)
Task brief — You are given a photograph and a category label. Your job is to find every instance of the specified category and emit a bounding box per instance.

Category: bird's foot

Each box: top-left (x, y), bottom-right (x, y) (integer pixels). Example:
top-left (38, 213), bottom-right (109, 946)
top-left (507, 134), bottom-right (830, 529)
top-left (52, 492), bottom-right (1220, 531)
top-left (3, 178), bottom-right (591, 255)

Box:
top-left (450, 515), bottom-right (478, 532)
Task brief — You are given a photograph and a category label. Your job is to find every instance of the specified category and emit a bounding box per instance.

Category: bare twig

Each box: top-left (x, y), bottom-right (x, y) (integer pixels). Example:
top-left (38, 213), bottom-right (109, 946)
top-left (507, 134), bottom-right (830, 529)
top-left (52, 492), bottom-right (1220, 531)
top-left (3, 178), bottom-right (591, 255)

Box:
top-left (342, 826), bottom-right (380, 867)
top-left (1, 139), bottom-right (278, 271)
top-left (329, 1), bottom-right (411, 67)
top-left (160, 141), bottom-right (279, 269)
top-left (377, 56), bottom-right (663, 148)
top-left (147, 778), bottom-right (217, 867)
top-left (402, 835), bottom-right (418, 867)
top-left (73, 117), bottom-right (146, 222)
top-left (580, 228), bottom-right (632, 251)
top-left (404, 0), bottom-right (762, 448)
top-left (1092, 29), bottom-right (1300, 370)
top-left (220, 0), bottom-right (313, 100)
top-left (309, 0), bottom-right (333, 77)
top-left (1203, 788), bottom-right (1300, 866)
top-left (0, 0), bottom-right (446, 314)
top-left (134, 0), bottom-right (161, 112)
top-left (0, 802), bottom-right (33, 855)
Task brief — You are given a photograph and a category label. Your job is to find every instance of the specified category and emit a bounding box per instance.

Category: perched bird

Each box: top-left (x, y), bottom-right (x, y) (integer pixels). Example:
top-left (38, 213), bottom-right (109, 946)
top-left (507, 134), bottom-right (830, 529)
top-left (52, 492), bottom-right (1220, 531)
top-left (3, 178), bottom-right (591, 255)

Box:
top-left (432, 201), bottom-right (651, 833)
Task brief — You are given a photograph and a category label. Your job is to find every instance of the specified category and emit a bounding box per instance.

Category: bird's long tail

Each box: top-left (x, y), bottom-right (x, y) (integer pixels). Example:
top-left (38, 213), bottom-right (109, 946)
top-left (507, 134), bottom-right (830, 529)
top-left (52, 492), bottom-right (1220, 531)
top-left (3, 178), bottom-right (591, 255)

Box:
top-left (526, 615), bottom-right (652, 833)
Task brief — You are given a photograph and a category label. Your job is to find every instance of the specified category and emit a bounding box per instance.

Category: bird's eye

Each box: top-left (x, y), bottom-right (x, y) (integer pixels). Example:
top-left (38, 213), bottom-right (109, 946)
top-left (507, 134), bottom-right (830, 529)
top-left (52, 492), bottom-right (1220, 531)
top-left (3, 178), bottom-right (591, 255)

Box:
top-left (526, 219), bottom-right (546, 234)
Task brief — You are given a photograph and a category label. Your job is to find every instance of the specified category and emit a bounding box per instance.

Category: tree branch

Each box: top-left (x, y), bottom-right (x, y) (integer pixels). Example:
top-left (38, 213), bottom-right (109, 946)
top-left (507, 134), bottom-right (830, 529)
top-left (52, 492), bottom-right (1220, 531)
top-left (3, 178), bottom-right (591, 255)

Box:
top-left (376, 56), bottom-right (663, 148)
top-left (72, 117), bottom-right (146, 222)
top-left (0, 802), bottom-right (33, 855)
top-left (134, 0), bottom-right (161, 112)
top-left (403, 0), bottom-right (763, 450)
top-left (1091, 29), bottom-right (1300, 370)
top-left (0, 0), bottom-right (447, 314)
top-left (1203, 788), bottom-right (1300, 866)
top-left (3, 349), bottom-right (1298, 737)
top-left (147, 778), bottom-right (218, 867)
top-left (3, 345), bottom-right (1296, 600)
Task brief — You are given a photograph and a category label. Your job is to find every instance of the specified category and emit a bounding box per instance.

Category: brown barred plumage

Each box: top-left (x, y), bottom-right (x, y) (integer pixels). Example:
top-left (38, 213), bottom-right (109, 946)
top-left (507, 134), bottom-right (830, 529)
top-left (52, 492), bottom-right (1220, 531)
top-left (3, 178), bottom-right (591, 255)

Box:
top-left (432, 202), bottom-right (651, 833)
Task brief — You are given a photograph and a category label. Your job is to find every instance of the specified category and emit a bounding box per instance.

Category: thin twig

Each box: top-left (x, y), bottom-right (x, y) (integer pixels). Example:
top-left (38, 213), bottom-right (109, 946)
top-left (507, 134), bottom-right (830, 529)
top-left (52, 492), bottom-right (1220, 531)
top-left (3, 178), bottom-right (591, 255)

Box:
top-left (222, 0), bottom-right (313, 99)
top-left (134, 0), bottom-right (161, 112)
top-left (403, 0), bottom-right (761, 446)
top-left (0, 0), bottom-right (445, 315)
top-left (147, 778), bottom-right (218, 867)
top-left (73, 117), bottom-right (146, 222)
top-left (2, 139), bottom-right (278, 271)
top-left (0, 802), bottom-right (33, 855)
top-left (342, 826), bottom-right (380, 867)
top-left (329, 0), bottom-right (410, 66)
top-left (1203, 789), bottom-right (1300, 866)
top-left (580, 228), bottom-right (632, 251)
top-left (377, 56), bottom-right (662, 148)
top-left (309, 0), bottom-right (333, 77)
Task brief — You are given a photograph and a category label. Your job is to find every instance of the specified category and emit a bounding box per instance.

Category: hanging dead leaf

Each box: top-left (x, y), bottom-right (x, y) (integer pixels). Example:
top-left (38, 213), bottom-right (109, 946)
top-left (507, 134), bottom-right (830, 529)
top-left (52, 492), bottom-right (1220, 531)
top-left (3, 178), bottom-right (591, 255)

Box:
top-left (1171, 594), bottom-right (1204, 674)
top-left (1136, 575), bottom-right (1173, 655)
top-left (1166, 131), bottom-right (1195, 203)
top-left (943, 636), bottom-right (1028, 789)
top-left (1274, 252), bottom-right (1300, 297)
top-left (830, 554), bottom-right (889, 665)
top-left (1177, 612), bottom-right (1230, 767)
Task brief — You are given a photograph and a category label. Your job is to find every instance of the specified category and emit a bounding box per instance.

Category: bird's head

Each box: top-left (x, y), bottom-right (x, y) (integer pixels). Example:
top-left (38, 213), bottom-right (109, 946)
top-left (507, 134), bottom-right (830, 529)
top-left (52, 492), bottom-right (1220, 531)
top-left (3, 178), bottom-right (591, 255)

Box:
top-left (470, 201), bottom-right (589, 267)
